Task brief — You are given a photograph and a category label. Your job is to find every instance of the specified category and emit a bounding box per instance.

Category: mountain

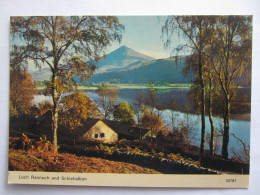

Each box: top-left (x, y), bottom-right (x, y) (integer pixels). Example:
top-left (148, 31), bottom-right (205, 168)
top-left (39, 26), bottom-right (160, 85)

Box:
top-left (89, 56), bottom-right (193, 84)
top-left (90, 46), bottom-right (193, 84)
top-left (29, 45), bottom-right (193, 84)
top-left (95, 45), bottom-right (155, 73)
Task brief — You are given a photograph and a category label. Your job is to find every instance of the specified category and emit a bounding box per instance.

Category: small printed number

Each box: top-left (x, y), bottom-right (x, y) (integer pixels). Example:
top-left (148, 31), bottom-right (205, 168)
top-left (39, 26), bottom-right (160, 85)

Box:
top-left (226, 179), bottom-right (236, 183)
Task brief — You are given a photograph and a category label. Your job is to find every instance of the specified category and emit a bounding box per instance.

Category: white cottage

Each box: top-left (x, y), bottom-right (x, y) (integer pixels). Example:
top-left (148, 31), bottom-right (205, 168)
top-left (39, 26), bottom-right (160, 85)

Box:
top-left (73, 118), bottom-right (151, 143)
top-left (80, 120), bottom-right (118, 143)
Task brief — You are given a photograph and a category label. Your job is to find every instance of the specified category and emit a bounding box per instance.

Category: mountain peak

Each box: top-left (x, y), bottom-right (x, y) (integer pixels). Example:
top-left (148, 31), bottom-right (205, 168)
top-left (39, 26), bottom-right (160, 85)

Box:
top-left (97, 45), bottom-right (155, 70)
top-left (118, 45), bottom-right (129, 49)
top-left (109, 45), bottom-right (154, 59)
top-left (111, 45), bottom-right (133, 53)
top-left (111, 45), bottom-right (132, 54)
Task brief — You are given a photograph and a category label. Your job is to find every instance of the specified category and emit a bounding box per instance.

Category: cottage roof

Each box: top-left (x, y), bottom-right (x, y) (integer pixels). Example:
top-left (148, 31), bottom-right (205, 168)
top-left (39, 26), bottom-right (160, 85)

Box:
top-left (36, 110), bottom-right (52, 123)
top-left (101, 119), bottom-right (149, 139)
top-left (72, 118), bottom-right (100, 139)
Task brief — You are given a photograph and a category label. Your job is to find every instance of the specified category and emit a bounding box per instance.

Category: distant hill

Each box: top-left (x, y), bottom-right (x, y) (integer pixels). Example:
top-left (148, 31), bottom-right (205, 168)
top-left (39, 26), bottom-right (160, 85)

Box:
top-left (89, 56), bottom-right (193, 84)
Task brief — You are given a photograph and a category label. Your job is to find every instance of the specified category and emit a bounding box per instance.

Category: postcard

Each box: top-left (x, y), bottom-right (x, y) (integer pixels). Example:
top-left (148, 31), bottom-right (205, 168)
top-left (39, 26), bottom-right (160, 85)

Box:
top-left (8, 15), bottom-right (251, 188)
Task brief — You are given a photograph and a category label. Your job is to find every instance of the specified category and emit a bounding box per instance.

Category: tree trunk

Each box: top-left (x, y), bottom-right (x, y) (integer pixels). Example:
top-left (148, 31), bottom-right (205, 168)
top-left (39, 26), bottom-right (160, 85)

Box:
top-left (52, 74), bottom-right (59, 153)
top-left (52, 100), bottom-right (59, 153)
top-left (51, 19), bottom-right (59, 153)
top-left (222, 100), bottom-right (230, 159)
top-left (208, 78), bottom-right (215, 156)
top-left (199, 52), bottom-right (206, 159)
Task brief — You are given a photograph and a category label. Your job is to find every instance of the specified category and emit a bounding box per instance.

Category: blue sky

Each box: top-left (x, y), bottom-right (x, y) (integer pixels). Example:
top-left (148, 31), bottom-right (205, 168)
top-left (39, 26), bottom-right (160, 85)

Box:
top-left (106, 16), bottom-right (173, 59)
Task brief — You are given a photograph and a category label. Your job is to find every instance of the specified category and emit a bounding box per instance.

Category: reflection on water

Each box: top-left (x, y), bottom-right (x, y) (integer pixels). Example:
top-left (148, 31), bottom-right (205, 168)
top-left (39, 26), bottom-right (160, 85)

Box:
top-left (161, 110), bottom-right (250, 157)
top-left (85, 88), bottom-right (251, 158)
top-left (87, 87), bottom-right (251, 113)
top-left (87, 88), bottom-right (192, 111)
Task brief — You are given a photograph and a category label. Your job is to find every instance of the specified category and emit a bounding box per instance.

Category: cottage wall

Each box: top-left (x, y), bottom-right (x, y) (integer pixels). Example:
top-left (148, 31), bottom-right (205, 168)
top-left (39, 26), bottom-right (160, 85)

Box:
top-left (81, 121), bottom-right (118, 143)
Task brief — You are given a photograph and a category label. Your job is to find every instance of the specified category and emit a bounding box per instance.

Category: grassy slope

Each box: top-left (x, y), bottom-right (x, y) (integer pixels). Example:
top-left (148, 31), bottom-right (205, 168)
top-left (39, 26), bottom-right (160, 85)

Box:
top-left (8, 149), bottom-right (160, 174)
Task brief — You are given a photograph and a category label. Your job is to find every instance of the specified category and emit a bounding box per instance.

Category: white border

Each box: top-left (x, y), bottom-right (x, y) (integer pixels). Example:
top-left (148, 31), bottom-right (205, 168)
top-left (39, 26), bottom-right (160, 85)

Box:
top-left (1, 0), bottom-right (260, 194)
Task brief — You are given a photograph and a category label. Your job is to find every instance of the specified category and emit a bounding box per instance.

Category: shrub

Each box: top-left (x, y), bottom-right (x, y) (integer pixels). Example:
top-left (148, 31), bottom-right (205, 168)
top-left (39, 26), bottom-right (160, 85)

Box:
top-left (117, 139), bottom-right (130, 146)
top-left (35, 136), bottom-right (54, 152)
top-left (21, 133), bottom-right (34, 150)
top-left (9, 137), bottom-right (20, 149)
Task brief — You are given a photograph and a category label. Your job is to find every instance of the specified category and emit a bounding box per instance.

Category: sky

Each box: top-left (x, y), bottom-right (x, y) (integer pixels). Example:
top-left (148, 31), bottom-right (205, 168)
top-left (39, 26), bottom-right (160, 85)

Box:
top-left (20, 16), bottom-right (186, 71)
top-left (106, 16), bottom-right (173, 59)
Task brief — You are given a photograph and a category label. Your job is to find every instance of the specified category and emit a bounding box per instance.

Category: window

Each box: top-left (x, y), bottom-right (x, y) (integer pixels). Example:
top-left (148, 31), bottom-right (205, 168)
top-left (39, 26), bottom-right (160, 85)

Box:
top-left (94, 133), bottom-right (104, 138)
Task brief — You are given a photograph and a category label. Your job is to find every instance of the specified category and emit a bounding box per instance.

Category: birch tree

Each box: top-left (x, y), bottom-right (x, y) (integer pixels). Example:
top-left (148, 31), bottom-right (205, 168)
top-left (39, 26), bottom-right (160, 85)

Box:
top-left (10, 16), bottom-right (124, 152)
top-left (162, 16), bottom-right (216, 159)
top-left (209, 16), bottom-right (252, 158)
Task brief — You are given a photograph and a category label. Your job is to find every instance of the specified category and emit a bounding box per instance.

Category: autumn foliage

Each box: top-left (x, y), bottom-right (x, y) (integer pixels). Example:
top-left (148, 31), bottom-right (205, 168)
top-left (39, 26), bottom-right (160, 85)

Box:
top-left (113, 101), bottom-right (135, 124)
top-left (10, 70), bottom-right (36, 117)
top-left (59, 92), bottom-right (96, 130)
top-left (141, 111), bottom-right (165, 136)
